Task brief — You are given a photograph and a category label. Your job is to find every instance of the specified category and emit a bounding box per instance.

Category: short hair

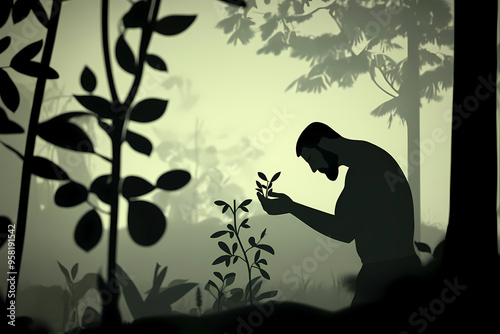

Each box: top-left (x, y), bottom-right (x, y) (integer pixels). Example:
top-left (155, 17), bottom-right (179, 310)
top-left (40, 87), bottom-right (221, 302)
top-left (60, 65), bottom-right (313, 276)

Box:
top-left (296, 122), bottom-right (342, 157)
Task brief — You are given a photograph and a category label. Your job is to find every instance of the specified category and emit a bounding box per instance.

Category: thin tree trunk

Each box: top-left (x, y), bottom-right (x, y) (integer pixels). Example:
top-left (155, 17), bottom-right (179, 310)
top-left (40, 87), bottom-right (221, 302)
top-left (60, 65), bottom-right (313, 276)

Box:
top-left (8, 0), bottom-right (63, 315)
top-left (406, 13), bottom-right (421, 243)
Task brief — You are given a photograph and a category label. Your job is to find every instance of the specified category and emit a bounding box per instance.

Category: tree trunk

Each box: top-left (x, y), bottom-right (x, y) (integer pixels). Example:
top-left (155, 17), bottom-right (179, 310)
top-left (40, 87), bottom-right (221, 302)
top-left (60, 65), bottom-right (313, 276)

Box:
top-left (442, 0), bottom-right (499, 330)
top-left (7, 0), bottom-right (63, 320)
top-left (406, 10), bottom-right (421, 243)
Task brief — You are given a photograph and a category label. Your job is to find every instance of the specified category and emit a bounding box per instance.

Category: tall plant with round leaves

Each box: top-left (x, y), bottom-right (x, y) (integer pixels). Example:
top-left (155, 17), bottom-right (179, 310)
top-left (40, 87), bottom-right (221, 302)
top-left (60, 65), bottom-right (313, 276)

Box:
top-left (0, 0), bottom-right (63, 323)
top-left (24, 0), bottom-right (196, 326)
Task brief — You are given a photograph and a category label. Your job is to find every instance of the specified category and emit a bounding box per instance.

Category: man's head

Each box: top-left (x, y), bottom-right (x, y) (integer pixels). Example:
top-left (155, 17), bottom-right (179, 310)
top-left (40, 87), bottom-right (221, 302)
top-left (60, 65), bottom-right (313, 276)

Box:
top-left (296, 122), bottom-right (342, 181)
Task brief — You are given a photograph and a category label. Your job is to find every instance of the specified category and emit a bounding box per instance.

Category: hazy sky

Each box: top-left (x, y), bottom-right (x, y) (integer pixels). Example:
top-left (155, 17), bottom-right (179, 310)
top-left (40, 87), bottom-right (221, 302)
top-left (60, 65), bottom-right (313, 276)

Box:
top-left (0, 0), bottom-right (479, 319)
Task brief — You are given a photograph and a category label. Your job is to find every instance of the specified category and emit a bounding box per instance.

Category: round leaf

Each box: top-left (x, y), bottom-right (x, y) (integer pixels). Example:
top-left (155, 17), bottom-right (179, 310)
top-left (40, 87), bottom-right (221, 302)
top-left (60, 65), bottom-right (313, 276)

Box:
top-left (38, 115), bottom-right (95, 153)
top-left (130, 99), bottom-right (168, 123)
top-left (154, 15), bottom-right (196, 36)
top-left (123, 1), bottom-right (149, 28)
top-left (55, 181), bottom-right (88, 207)
top-left (156, 170), bottom-right (191, 191)
top-left (81, 66), bottom-right (97, 93)
top-left (125, 130), bottom-right (153, 156)
top-left (74, 95), bottom-right (113, 119)
top-left (32, 157), bottom-right (69, 180)
top-left (146, 54), bottom-right (167, 71)
top-left (128, 201), bottom-right (166, 246)
top-left (0, 0), bottom-right (12, 29)
top-left (122, 176), bottom-right (155, 199)
top-left (0, 107), bottom-right (23, 134)
top-left (0, 69), bottom-right (20, 112)
top-left (90, 175), bottom-right (114, 204)
top-left (116, 35), bottom-right (136, 74)
top-left (75, 210), bottom-right (102, 252)
top-left (0, 36), bottom-right (11, 54)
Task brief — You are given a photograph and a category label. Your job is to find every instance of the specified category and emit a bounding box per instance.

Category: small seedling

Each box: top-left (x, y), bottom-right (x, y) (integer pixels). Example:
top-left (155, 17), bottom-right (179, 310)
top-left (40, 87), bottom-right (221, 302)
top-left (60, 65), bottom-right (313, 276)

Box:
top-left (207, 199), bottom-right (277, 309)
top-left (255, 172), bottom-right (281, 198)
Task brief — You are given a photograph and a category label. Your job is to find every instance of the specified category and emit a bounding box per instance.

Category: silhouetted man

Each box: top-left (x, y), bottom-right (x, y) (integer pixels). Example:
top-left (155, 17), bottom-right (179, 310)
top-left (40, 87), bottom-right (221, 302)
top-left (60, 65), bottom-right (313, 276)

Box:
top-left (257, 122), bottom-right (421, 306)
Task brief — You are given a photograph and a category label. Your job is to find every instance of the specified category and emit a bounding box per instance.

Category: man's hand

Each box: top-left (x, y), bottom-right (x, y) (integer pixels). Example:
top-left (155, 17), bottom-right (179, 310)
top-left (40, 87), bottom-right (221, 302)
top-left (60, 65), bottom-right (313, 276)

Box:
top-left (257, 191), bottom-right (294, 215)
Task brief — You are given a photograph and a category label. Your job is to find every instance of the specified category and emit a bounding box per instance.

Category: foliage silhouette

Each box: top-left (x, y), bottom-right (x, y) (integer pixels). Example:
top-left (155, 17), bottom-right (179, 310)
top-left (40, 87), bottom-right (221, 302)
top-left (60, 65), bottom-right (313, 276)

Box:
top-left (57, 261), bottom-right (101, 330)
top-left (256, 171), bottom-right (281, 198)
top-left (207, 199), bottom-right (277, 309)
top-left (38, 0), bottom-right (196, 326)
top-left (217, 0), bottom-right (454, 240)
top-left (0, 2), bottom-right (64, 319)
top-left (116, 264), bottom-right (198, 319)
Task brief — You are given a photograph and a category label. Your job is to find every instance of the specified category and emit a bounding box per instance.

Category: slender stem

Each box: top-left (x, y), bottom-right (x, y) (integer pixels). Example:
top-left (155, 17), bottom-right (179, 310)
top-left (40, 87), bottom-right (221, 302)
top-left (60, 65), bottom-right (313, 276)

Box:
top-left (102, 0), bottom-right (119, 104)
top-left (233, 200), bottom-right (253, 304)
top-left (120, 0), bottom-right (159, 141)
top-left (0, 140), bottom-right (24, 160)
top-left (10, 0), bottom-right (63, 314)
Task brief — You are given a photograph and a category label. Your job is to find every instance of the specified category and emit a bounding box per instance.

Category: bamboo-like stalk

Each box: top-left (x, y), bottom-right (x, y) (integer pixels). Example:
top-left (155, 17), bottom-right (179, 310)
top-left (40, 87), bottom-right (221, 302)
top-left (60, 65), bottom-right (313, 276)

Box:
top-left (9, 0), bottom-right (63, 314)
top-left (101, 0), bottom-right (160, 326)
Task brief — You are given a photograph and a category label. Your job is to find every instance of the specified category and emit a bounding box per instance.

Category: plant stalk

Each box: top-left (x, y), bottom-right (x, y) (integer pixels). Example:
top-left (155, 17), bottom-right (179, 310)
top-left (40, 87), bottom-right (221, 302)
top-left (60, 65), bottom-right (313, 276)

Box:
top-left (9, 0), bottom-right (63, 313)
top-left (233, 200), bottom-right (253, 304)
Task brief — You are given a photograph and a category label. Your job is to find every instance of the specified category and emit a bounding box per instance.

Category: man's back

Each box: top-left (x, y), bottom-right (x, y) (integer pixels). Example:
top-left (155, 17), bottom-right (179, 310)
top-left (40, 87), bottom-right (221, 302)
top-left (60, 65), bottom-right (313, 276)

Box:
top-left (336, 140), bottom-right (417, 264)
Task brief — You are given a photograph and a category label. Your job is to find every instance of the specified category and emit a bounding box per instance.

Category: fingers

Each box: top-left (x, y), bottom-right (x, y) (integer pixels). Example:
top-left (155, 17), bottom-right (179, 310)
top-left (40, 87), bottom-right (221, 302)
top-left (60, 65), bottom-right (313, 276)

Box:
top-left (267, 191), bottom-right (284, 198)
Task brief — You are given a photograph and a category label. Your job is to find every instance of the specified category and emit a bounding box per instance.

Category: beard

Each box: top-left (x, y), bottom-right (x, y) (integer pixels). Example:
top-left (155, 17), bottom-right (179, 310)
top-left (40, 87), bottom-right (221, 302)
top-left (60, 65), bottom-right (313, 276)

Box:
top-left (317, 147), bottom-right (340, 181)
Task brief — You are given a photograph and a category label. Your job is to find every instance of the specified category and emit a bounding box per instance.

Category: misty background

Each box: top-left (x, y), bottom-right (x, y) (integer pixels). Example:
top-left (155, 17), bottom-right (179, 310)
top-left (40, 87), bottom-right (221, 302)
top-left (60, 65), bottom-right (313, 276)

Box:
top-left (0, 0), bottom-right (497, 325)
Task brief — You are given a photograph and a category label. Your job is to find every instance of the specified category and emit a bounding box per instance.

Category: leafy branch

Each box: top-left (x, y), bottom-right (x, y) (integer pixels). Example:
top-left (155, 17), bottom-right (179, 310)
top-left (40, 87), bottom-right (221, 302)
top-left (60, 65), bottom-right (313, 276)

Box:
top-left (209, 198), bottom-right (277, 307)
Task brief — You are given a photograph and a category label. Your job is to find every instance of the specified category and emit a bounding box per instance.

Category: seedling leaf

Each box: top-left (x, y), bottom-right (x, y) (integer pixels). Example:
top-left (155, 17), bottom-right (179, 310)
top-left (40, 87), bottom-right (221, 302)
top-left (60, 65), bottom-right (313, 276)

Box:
top-left (214, 200), bottom-right (227, 207)
top-left (222, 204), bottom-right (229, 213)
top-left (248, 236), bottom-right (256, 246)
top-left (270, 171), bottom-right (281, 182)
top-left (205, 280), bottom-right (218, 291)
top-left (259, 268), bottom-right (270, 280)
top-left (212, 255), bottom-right (228, 265)
top-left (260, 228), bottom-right (267, 239)
top-left (225, 273), bottom-right (236, 286)
top-left (218, 241), bottom-right (231, 254)
top-left (256, 244), bottom-right (275, 255)
top-left (258, 172), bottom-right (267, 181)
top-left (254, 250), bottom-right (261, 262)
top-left (210, 230), bottom-right (228, 238)
top-left (58, 261), bottom-right (72, 287)
top-left (256, 181), bottom-right (263, 189)
top-left (255, 290), bottom-right (278, 302)
top-left (71, 263), bottom-right (79, 280)
top-left (214, 272), bottom-right (223, 282)
top-left (240, 206), bottom-right (249, 212)
top-left (232, 242), bottom-right (238, 253)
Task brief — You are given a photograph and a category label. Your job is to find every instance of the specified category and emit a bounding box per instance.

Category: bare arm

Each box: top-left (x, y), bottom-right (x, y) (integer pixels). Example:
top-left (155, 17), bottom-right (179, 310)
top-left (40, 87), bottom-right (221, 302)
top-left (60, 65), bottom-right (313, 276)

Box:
top-left (257, 189), bottom-right (367, 243)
